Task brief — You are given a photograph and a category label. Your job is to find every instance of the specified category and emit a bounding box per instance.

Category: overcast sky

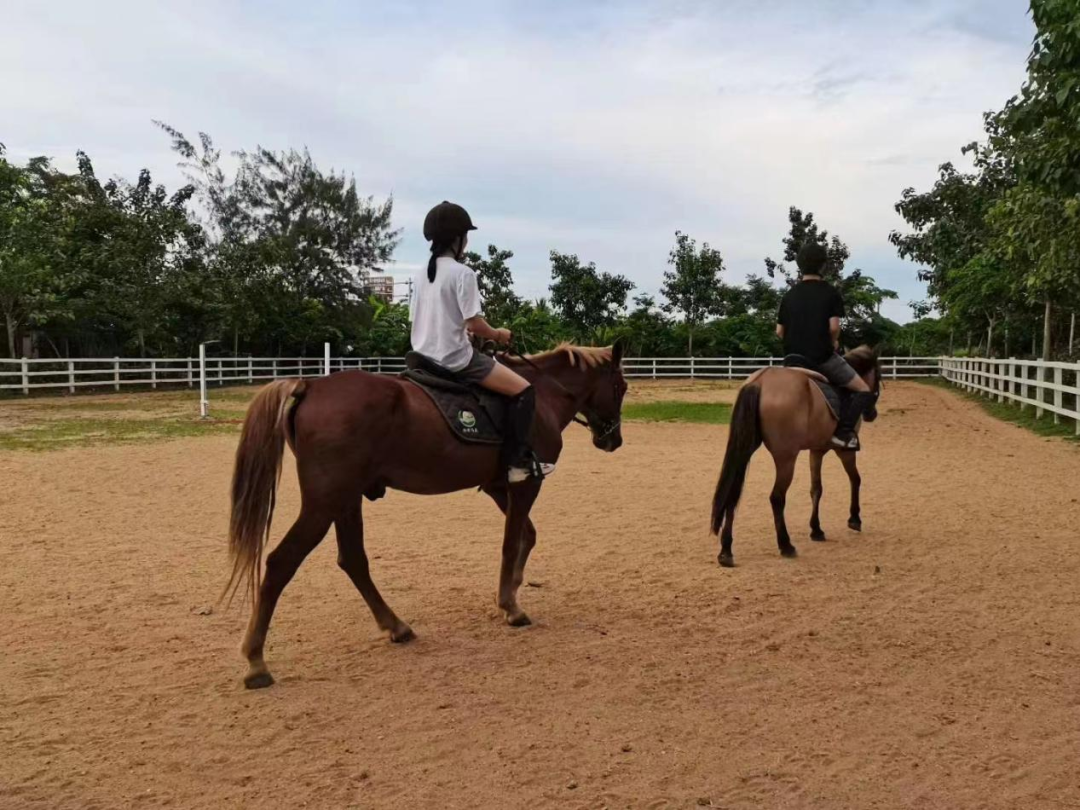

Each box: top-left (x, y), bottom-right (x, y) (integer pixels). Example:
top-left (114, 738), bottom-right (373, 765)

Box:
top-left (3, 0), bottom-right (1035, 322)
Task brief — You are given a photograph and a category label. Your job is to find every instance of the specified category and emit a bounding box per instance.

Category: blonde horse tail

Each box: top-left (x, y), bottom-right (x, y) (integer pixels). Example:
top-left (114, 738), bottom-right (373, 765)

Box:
top-left (223, 379), bottom-right (306, 606)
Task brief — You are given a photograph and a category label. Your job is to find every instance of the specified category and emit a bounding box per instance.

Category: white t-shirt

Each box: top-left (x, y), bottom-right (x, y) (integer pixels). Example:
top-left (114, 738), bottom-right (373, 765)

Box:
top-left (409, 256), bottom-right (483, 371)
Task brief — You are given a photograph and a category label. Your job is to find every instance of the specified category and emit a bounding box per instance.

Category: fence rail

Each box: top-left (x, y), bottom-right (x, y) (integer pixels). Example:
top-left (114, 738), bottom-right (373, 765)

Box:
top-left (3, 352), bottom-right (1076, 433)
top-left (940, 356), bottom-right (1080, 435)
top-left (0, 353), bottom-right (941, 393)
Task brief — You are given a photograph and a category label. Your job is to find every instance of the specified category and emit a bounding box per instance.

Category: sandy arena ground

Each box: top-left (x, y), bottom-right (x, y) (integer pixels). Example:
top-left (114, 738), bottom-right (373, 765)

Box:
top-left (1, 381), bottom-right (1079, 808)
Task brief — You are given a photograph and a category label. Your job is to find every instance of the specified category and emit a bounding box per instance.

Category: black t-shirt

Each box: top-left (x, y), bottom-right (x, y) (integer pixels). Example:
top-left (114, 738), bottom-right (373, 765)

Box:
top-left (777, 279), bottom-right (845, 364)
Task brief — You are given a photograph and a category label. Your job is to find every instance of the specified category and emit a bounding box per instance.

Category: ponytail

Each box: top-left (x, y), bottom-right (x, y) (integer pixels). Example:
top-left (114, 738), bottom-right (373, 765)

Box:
top-left (427, 236), bottom-right (462, 282)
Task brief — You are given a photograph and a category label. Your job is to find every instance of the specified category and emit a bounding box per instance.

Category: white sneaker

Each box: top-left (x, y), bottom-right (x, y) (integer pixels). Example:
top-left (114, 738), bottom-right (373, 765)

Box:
top-left (508, 462), bottom-right (556, 484)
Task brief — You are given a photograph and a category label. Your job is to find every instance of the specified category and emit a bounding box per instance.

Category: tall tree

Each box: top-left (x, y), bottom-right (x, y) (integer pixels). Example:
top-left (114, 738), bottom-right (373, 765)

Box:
top-left (659, 231), bottom-right (727, 355)
top-left (548, 251), bottom-right (633, 339)
top-left (766, 206), bottom-right (897, 337)
top-left (464, 244), bottom-right (522, 325)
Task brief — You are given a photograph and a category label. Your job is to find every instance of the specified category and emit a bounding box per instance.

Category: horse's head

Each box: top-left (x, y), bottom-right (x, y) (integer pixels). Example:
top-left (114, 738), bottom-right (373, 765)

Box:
top-left (580, 340), bottom-right (627, 452)
top-left (845, 344), bottom-right (882, 422)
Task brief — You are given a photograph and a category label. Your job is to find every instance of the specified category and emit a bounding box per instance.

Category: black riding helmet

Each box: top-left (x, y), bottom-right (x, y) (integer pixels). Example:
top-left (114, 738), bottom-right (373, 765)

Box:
top-left (424, 201), bottom-right (477, 282)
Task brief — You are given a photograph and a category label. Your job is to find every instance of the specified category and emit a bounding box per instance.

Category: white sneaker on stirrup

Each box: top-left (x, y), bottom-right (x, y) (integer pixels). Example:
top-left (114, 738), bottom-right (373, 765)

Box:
top-left (508, 462), bottom-right (556, 484)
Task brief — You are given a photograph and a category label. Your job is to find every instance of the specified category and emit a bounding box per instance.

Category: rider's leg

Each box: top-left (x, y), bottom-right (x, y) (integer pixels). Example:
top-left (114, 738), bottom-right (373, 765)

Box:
top-left (477, 363), bottom-right (553, 481)
top-left (819, 355), bottom-right (874, 450)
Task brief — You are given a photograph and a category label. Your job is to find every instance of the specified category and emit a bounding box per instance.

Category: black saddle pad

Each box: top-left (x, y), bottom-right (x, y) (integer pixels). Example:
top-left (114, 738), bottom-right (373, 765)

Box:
top-left (400, 359), bottom-right (505, 444)
top-left (811, 379), bottom-right (846, 422)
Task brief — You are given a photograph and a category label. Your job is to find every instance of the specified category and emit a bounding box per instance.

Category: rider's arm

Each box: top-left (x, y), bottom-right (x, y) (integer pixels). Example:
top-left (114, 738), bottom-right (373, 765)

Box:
top-left (829, 316), bottom-right (841, 349)
top-left (775, 324), bottom-right (785, 339)
top-left (465, 315), bottom-right (508, 343)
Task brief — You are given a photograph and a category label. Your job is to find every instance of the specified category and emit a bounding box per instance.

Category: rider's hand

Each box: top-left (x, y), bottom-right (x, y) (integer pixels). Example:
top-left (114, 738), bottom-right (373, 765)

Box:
top-left (495, 328), bottom-right (513, 346)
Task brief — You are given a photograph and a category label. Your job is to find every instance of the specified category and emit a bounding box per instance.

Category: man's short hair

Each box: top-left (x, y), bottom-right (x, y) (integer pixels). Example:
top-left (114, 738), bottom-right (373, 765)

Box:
top-left (796, 242), bottom-right (828, 275)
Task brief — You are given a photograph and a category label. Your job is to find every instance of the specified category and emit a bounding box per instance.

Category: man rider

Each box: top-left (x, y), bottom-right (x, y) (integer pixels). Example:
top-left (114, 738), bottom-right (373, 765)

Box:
top-left (775, 241), bottom-right (876, 451)
top-left (409, 200), bottom-right (554, 482)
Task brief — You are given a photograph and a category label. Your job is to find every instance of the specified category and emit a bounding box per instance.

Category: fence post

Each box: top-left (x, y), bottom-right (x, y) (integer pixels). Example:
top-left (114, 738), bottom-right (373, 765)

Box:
top-left (151, 359), bottom-right (157, 390)
top-left (68, 360), bottom-right (75, 394)
top-left (272, 358), bottom-right (278, 379)
top-left (199, 344), bottom-right (208, 418)
top-left (324, 342), bottom-right (331, 376)
top-left (1009, 358), bottom-right (1016, 405)
top-left (690, 357), bottom-right (695, 380)
top-left (995, 360), bottom-right (1003, 403)
top-left (1053, 366), bottom-right (1063, 425)
top-left (652, 358), bottom-right (657, 380)
top-left (113, 357), bottom-right (120, 391)
top-left (1020, 362), bottom-right (1029, 410)
top-left (21, 357), bottom-right (29, 395)
top-left (248, 356), bottom-right (253, 383)
top-left (187, 358), bottom-right (193, 388)
top-left (1035, 363), bottom-right (1044, 419)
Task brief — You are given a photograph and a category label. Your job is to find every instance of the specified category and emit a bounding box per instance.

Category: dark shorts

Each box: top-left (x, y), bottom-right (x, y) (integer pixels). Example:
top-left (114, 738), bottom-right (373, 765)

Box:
top-left (454, 348), bottom-right (497, 384)
top-left (817, 353), bottom-right (858, 386)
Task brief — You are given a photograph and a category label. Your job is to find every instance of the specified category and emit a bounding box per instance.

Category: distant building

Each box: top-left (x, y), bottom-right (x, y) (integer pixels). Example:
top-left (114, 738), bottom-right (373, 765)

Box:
top-left (360, 274), bottom-right (395, 303)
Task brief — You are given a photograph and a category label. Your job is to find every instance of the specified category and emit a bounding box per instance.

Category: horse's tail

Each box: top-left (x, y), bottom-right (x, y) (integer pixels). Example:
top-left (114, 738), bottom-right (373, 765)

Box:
top-left (223, 378), bottom-right (306, 606)
top-left (710, 382), bottom-right (762, 535)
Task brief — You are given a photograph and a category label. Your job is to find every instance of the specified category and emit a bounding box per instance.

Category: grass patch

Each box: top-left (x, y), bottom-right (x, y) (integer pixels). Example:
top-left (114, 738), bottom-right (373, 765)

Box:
top-left (0, 417), bottom-right (239, 452)
top-left (918, 377), bottom-right (1079, 443)
top-left (623, 400), bottom-right (732, 424)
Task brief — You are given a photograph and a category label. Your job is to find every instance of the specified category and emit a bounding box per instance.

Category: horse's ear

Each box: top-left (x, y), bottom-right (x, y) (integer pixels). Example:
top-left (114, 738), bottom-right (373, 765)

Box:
top-left (611, 339), bottom-right (624, 365)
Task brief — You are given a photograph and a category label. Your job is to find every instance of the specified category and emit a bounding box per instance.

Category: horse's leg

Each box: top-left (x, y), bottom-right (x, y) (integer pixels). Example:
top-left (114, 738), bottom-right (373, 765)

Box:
top-left (719, 503), bottom-right (737, 568)
top-left (770, 453), bottom-right (798, 558)
top-left (334, 500), bottom-right (414, 643)
top-left (496, 481), bottom-right (541, 627)
top-left (483, 486), bottom-right (537, 595)
top-left (809, 449), bottom-right (826, 541)
top-left (241, 508), bottom-right (333, 689)
top-left (838, 450), bottom-right (862, 531)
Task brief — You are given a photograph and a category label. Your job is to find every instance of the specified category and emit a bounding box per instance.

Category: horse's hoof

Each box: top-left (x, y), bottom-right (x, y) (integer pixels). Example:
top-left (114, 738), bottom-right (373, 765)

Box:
top-left (848, 521), bottom-right (862, 532)
top-left (780, 546), bottom-right (798, 558)
top-left (810, 531), bottom-right (827, 542)
top-left (505, 611), bottom-right (532, 627)
top-left (718, 553), bottom-right (735, 568)
top-left (389, 624), bottom-right (416, 643)
top-left (243, 671), bottom-right (275, 690)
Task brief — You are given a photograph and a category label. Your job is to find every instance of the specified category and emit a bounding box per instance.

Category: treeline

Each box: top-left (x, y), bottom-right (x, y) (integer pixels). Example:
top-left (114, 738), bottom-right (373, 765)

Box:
top-left (2, 123), bottom-right (909, 360)
top-left (890, 0), bottom-right (1080, 360)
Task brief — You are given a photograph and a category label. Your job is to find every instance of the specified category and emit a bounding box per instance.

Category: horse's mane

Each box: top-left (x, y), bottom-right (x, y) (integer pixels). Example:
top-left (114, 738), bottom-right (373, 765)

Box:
top-left (844, 345), bottom-right (879, 375)
top-left (507, 342), bottom-right (613, 369)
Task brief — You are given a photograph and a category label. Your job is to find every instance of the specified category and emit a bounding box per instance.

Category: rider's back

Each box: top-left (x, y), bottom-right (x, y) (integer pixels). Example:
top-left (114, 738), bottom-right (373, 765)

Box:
top-left (777, 279), bottom-right (844, 365)
top-left (410, 257), bottom-right (482, 371)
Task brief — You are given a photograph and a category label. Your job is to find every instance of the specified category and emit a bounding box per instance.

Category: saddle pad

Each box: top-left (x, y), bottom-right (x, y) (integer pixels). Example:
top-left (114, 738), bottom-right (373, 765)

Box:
top-left (401, 369), bottom-right (505, 444)
top-left (811, 379), bottom-right (843, 422)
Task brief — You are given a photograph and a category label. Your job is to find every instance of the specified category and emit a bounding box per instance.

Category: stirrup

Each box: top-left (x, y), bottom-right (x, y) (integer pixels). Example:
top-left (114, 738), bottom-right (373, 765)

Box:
top-left (507, 456), bottom-right (556, 484)
top-left (830, 433), bottom-right (861, 451)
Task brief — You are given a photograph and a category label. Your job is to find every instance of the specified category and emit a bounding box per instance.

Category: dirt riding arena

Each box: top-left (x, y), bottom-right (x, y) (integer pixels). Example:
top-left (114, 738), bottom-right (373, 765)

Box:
top-left (2, 380), bottom-right (1079, 809)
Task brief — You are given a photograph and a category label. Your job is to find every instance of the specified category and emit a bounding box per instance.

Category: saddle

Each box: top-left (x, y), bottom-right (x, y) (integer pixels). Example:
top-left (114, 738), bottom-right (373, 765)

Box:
top-left (400, 352), bottom-right (506, 444)
top-left (782, 354), bottom-right (846, 422)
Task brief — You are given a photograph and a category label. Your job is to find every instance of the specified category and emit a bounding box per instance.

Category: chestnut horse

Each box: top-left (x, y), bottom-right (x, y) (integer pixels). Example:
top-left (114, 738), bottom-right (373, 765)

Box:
top-left (227, 343), bottom-right (627, 688)
top-left (710, 346), bottom-right (881, 567)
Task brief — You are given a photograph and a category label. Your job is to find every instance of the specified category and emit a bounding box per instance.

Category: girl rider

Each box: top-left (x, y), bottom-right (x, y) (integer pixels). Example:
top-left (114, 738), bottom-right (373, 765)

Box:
top-left (409, 201), bottom-right (554, 483)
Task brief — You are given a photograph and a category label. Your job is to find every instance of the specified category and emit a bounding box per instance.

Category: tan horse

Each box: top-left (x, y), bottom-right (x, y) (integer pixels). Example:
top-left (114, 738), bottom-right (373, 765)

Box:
top-left (710, 346), bottom-right (881, 567)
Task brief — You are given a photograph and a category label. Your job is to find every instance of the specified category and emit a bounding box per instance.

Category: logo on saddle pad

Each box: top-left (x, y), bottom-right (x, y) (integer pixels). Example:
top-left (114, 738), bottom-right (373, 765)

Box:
top-left (457, 409), bottom-right (478, 432)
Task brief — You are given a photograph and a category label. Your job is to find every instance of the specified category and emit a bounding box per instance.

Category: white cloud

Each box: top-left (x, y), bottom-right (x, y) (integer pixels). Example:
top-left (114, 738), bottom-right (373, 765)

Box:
top-left (1, 0), bottom-right (1034, 322)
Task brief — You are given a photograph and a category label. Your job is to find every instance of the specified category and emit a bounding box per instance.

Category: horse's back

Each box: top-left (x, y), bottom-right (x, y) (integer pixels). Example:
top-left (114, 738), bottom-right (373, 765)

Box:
top-left (752, 368), bottom-right (834, 452)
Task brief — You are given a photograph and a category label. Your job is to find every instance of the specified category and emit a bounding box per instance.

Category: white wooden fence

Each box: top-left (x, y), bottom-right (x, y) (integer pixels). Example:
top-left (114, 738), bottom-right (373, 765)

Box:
top-left (0, 352), bottom-right (939, 393)
top-left (941, 356), bottom-right (1080, 435)
top-left (2, 350), bottom-right (1076, 432)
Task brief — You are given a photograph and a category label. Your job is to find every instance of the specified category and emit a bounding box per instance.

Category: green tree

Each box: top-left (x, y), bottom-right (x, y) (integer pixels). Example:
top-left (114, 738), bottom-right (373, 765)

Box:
top-left (766, 206), bottom-right (897, 341)
top-left (464, 244), bottom-right (522, 325)
top-left (548, 251), bottom-right (633, 340)
top-left (659, 231), bottom-right (727, 355)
